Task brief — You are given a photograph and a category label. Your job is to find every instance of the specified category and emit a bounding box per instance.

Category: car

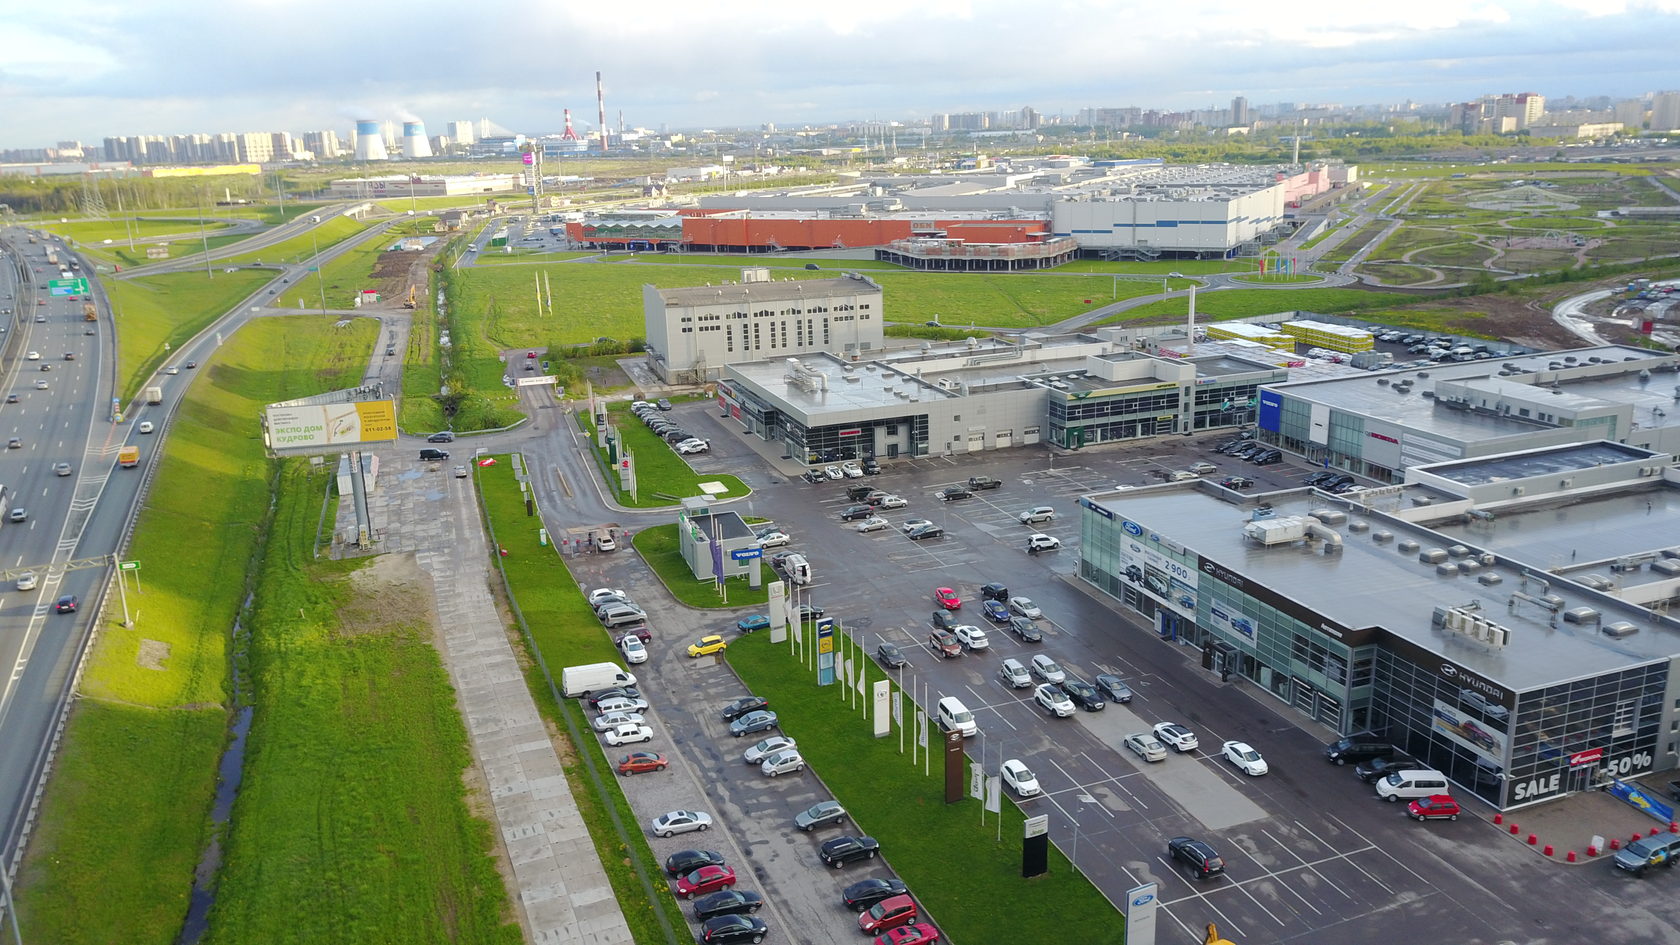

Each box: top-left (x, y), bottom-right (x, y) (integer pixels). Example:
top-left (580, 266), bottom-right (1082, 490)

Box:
top-left (1001, 758), bottom-right (1041, 796)
top-left (652, 809), bottom-right (714, 838)
top-left (819, 835), bottom-right (880, 868)
top-left (1007, 616), bottom-right (1042, 642)
top-left (793, 799), bottom-right (848, 831)
top-left (1061, 678), bottom-right (1106, 711)
top-left (760, 748), bottom-right (805, 777)
top-left (453, 464), bottom-right (468, 478)
top-left (753, 530), bottom-right (790, 548)
top-left (1407, 795), bottom-right (1461, 822)
top-left (677, 864), bottom-right (736, 899)
top-left (34, 380), bottom-right (48, 390)
top-left (933, 587), bottom-right (960, 609)
top-left (15, 571), bottom-right (37, 591)
top-left (617, 751), bottom-right (668, 775)
top-left (979, 582), bottom-right (1009, 601)
top-left (840, 504), bottom-right (876, 522)
top-left (823, 465), bottom-right (844, 480)
top-left (981, 600), bottom-right (1010, 623)
top-left (936, 486), bottom-right (971, 502)
top-left (858, 895), bottom-right (918, 936)
top-left (5, 395), bottom-right (16, 404)
top-left (427, 431), bottom-right (455, 443)
top-left (586, 686), bottom-right (643, 709)
top-left (1018, 506), bottom-right (1056, 524)
top-left (953, 625), bottom-right (990, 650)
top-left (6, 438), bottom-right (17, 449)
top-left (997, 657), bottom-right (1033, 688)
top-left (876, 642), bottom-right (908, 668)
top-left (1219, 476), bottom-right (1254, 490)
top-left (25, 351), bottom-right (38, 361)
top-left (875, 924), bottom-right (941, 945)
top-left (856, 515), bottom-right (890, 533)
top-left (694, 889), bottom-right (766, 922)
top-left (38, 363), bottom-right (51, 372)
top-left (1029, 654), bottom-right (1065, 684)
top-left (665, 848), bottom-right (726, 877)
top-left (1188, 461), bottom-right (1217, 474)
top-left (604, 722), bottom-right (654, 746)
top-left (1355, 755), bottom-right (1420, 784)
top-left (63, 352), bottom-right (75, 361)
top-left (1153, 722), bottom-right (1199, 753)
top-left (875, 494), bottom-right (907, 509)
top-left (901, 519), bottom-right (933, 534)
top-left (676, 439), bottom-right (710, 454)
top-left (165, 367), bottom-right (179, 375)
top-left (967, 475), bottom-right (1002, 490)
top-left (929, 610), bottom-right (956, 631)
top-left (1025, 534), bottom-right (1061, 553)
top-left (843, 878), bottom-right (910, 912)
top-left (1222, 741), bottom-right (1269, 776)
top-left (906, 524), bottom-right (944, 541)
top-left (1167, 836), bottom-right (1226, 879)
top-left (618, 636), bottom-right (648, 664)
top-left (840, 462), bottom-right (864, 478)
top-left (700, 913), bottom-right (766, 943)
top-left (53, 462), bottom-right (71, 476)
top-left (587, 587), bottom-right (628, 606)
top-left (800, 471), bottom-right (825, 484)
top-left (1034, 683), bottom-right (1075, 717)
top-left (688, 635), bottom-right (729, 658)
top-left (1008, 596), bottom-right (1041, 618)
top-left (1094, 674), bottom-right (1134, 703)
top-left (1323, 732), bottom-right (1394, 765)
top-left (656, 398), bottom-right (673, 411)
top-left (729, 710), bottom-right (779, 738)
top-left (1124, 732), bottom-right (1168, 762)
top-left (7, 509), bottom-right (23, 523)
top-left (928, 629), bottom-right (961, 658)
top-left (721, 696), bottom-right (769, 721)
top-left (861, 458), bottom-right (881, 475)
top-left (592, 710), bottom-right (647, 732)
top-left (735, 615), bottom-right (775, 635)
top-left (594, 695), bottom-right (650, 714)
top-left (791, 604), bottom-right (827, 622)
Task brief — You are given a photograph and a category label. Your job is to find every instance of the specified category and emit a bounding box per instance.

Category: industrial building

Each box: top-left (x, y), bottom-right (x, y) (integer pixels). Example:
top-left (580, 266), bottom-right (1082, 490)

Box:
top-left (326, 174), bottom-right (516, 198)
top-left (352, 120), bottom-right (388, 161)
top-left (1075, 439), bottom-right (1680, 811)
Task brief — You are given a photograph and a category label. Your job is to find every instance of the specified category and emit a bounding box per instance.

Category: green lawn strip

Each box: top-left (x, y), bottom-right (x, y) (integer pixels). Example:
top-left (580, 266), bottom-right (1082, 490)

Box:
top-left (15, 314), bottom-right (377, 944)
top-left (631, 525), bottom-right (768, 609)
top-left (476, 458), bottom-right (688, 945)
top-left (727, 632), bottom-right (1123, 945)
top-left (45, 218), bottom-right (234, 243)
top-left (105, 268), bottom-right (276, 431)
top-left (1356, 263), bottom-right (1438, 286)
top-left (218, 215), bottom-right (379, 268)
top-left (1317, 220), bottom-right (1391, 264)
top-left (81, 233), bottom-right (252, 270)
top-left (1100, 287), bottom-right (1415, 324)
top-left (578, 405), bottom-right (748, 508)
top-left (205, 463), bottom-right (519, 945)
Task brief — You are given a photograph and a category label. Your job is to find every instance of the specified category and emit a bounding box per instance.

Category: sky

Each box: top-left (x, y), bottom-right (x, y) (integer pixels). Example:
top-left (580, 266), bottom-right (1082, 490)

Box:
top-left (5, 0), bottom-right (1680, 149)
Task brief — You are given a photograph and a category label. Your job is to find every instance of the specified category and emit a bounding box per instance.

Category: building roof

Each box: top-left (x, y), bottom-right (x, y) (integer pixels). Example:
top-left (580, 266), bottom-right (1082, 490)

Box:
top-left (1423, 441), bottom-right (1652, 486)
top-left (727, 353), bottom-right (954, 414)
top-left (689, 508), bottom-right (753, 542)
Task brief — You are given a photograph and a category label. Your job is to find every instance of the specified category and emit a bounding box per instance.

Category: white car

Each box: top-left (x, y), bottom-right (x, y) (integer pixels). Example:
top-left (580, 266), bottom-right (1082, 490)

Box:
top-left (588, 587), bottom-right (628, 606)
top-left (760, 748), bottom-right (806, 777)
top-left (675, 438), bottom-right (709, 453)
top-left (595, 695), bottom-right (650, 714)
top-left (1026, 533), bottom-right (1061, 552)
top-left (15, 571), bottom-right (37, 591)
top-left (138, 421), bottom-right (155, 434)
top-left (1029, 654), bottom-right (1065, 684)
top-left (840, 462), bottom-right (863, 478)
top-left (855, 516), bottom-right (890, 533)
top-left (1018, 506), bottom-right (1056, 525)
top-left (650, 809), bottom-right (712, 838)
top-left (1153, 722), bottom-right (1199, 753)
top-left (823, 464), bottom-right (844, 480)
top-left (953, 625), bottom-right (990, 650)
top-left (754, 530), bottom-right (791, 548)
top-left (875, 494), bottom-right (907, 509)
top-left (1034, 683), bottom-right (1075, 718)
top-left (744, 735), bottom-right (797, 765)
top-left (25, 351), bottom-right (39, 361)
top-left (1124, 732), bottom-right (1168, 763)
top-left (592, 711), bottom-right (646, 732)
top-left (604, 722), bottom-right (654, 746)
top-left (901, 519), bottom-right (933, 534)
top-left (618, 636), bottom-right (648, 664)
top-left (1222, 740), bottom-right (1269, 776)
top-left (1009, 596), bottom-right (1042, 619)
top-left (165, 367), bottom-right (180, 375)
top-left (1001, 759), bottom-right (1041, 797)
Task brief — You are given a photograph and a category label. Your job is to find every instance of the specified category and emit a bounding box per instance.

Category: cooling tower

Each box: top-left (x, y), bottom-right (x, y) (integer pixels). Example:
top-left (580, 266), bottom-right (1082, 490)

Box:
top-left (353, 120), bottom-right (388, 161)
top-left (402, 120), bottom-right (432, 158)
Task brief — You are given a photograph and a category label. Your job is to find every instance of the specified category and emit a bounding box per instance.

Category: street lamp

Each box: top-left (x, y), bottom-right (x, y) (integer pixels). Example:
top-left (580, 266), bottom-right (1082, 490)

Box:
top-left (1067, 792), bottom-right (1102, 877)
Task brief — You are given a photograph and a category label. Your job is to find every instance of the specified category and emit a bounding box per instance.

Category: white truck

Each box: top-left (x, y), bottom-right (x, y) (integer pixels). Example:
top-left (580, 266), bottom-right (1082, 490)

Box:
top-left (144, 386), bottom-right (164, 405)
top-left (560, 662), bottom-right (637, 698)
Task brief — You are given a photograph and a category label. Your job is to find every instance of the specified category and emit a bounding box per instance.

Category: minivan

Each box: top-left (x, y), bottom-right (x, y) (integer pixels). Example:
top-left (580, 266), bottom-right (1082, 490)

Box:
top-left (420, 447), bottom-right (450, 461)
top-left (598, 604), bottom-right (648, 628)
top-left (937, 696), bottom-right (977, 737)
top-left (1375, 769), bottom-right (1450, 802)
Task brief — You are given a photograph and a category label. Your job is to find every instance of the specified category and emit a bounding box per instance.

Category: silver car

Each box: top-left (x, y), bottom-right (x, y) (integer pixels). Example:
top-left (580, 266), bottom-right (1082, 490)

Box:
top-left (996, 658), bottom-right (1032, 689)
top-left (650, 809), bottom-right (712, 838)
top-left (759, 748), bottom-right (805, 777)
top-left (1124, 732), bottom-right (1168, 763)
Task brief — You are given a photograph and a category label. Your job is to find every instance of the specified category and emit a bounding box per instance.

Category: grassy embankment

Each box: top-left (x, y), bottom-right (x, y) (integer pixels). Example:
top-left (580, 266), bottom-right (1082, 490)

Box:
top-left (577, 402), bottom-right (748, 508)
top-left (104, 269), bottom-right (275, 402)
top-left (1100, 287), bottom-right (1416, 325)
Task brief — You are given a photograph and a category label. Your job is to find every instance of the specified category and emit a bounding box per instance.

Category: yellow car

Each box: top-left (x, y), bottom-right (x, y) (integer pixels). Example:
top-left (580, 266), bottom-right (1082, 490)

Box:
top-left (687, 635), bottom-right (729, 658)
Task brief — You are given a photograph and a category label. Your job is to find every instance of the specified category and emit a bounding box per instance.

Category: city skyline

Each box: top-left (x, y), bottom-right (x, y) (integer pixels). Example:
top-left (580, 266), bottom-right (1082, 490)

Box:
top-left (7, 0), bottom-right (1680, 149)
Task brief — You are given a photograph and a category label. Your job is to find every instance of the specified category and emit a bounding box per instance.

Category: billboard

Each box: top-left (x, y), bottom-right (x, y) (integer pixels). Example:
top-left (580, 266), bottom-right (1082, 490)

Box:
top-left (1430, 698), bottom-right (1507, 760)
top-left (1115, 519), bottom-right (1197, 618)
top-left (265, 400), bottom-right (397, 450)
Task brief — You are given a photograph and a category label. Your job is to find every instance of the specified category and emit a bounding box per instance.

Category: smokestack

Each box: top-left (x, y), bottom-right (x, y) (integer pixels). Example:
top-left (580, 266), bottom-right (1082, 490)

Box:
top-left (597, 71), bottom-right (608, 153)
top-left (402, 120), bottom-right (432, 158)
top-left (561, 109), bottom-right (579, 141)
top-left (354, 119), bottom-right (388, 161)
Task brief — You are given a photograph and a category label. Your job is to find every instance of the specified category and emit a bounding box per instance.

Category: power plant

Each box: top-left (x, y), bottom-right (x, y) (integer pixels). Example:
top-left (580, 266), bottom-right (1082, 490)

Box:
top-left (353, 119), bottom-right (388, 161)
top-left (401, 120), bottom-right (432, 158)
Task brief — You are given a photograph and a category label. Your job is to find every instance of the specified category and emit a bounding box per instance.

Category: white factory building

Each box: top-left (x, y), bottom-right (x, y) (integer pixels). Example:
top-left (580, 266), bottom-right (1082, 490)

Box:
top-left (326, 174), bottom-right (517, 198)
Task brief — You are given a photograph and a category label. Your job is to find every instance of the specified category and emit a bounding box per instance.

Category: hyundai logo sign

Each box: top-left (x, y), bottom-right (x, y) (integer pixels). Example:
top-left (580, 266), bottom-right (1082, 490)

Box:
top-left (1131, 893), bottom-right (1155, 907)
top-left (1122, 520), bottom-right (1143, 536)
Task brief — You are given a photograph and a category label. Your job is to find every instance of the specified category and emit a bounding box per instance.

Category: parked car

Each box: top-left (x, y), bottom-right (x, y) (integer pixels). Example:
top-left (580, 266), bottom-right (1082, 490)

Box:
top-left (953, 625), bottom-right (990, 650)
top-left (652, 809), bottom-right (714, 838)
top-left (676, 439), bottom-right (710, 454)
top-left (592, 711), bottom-right (646, 732)
top-left (875, 924), bottom-right (940, 945)
top-left (1222, 740), bottom-right (1269, 776)
top-left (1029, 654), bottom-right (1065, 684)
top-left (1219, 476), bottom-right (1254, 490)
top-left (819, 835), bottom-right (880, 868)
top-left (1094, 674), bottom-right (1134, 703)
top-left (1153, 722), bottom-right (1200, 753)
top-left (1008, 596), bottom-right (1041, 618)
top-left (688, 635), bottom-right (729, 658)
top-left (875, 494), bottom-right (907, 509)
top-left (603, 722), bottom-right (654, 746)
top-left (928, 629), bottom-right (961, 658)
top-left (1018, 506), bottom-right (1055, 524)
top-left (936, 486), bottom-right (971, 502)
top-left (754, 530), bottom-right (791, 548)
top-left (1025, 534), bottom-right (1061, 552)
top-left (721, 696), bottom-right (769, 721)
top-left (427, 431), bottom-right (455, 443)
top-left (906, 524), bottom-right (944, 541)
top-left (876, 643), bottom-right (908, 668)
top-left (981, 600), bottom-right (1010, 623)
top-left (1356, 755), bottom-right (1420, 784)
top-left (934, 587), bottom-right (960, 609)
top-left (967, 476), bottom-right (1002, 490)
top-left (743, 735), bottom-right (797, 765)
top-left (840, 462), bottom-right (864, 478)
top-left (1034, 683), bottom-right (1075, 717)
top-left (1167, 836), bottom-right (1225, 879)
top-left (1407, 795), bottom-right (1461, 822)
top-left (901, 519), bottom-right (934, 534)
top-left (1001, 759), bottom-right (1041, 797)
top-left (693, 889), bottom-right (765, 922)
top-left (1061, 678), bottom-right (1106, 712)
top-left (759, 749), bottom-right (805, 777)
top-left (1124, 732), bottom-right (1168, 762)
top-left (823, 465), bottom-right (844, 480)
top-left (856, 515), bottom-right (890, 533)
top-left (736, 615), bottom-right (771, 633)
top-left (677, 864), bottom-right (736, 899)
top-left (594, 695), bottom-right (650, 714)
top-left (618, 636), bottom-right (648, 664)
top-left (665, 848), bottom-right (726, 877)
top-left (979, 582), bottom-right (1009, 601)
top-left (793, 800), bottom-right (848, 831)
top-left (858, 895), bottom-right (918, 937)
top-left (700, 913), bottom-right (767, 942)
top-left (729, 710), bottom-right (779, 738)
top-left (1188, 461), bottom-right (1217, 474)
top-left (840, 504), bottom-right (876, 521)
top-left (617, 751), bottom-right (668, 775)
top-left (1008, 616), bottom-right (1042, 642)
top-left (842, 878), bottom-right (909, 912)
top-left (997, 658), bottom-right (1032, 689)
top-left (929, 610), bottom-right (956, 631)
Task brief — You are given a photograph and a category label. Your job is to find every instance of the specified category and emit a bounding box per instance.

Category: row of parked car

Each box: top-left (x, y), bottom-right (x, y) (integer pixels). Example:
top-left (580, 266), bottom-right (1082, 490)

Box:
top-left (1212, 438), bottom-right (1283, 466)
top-left (631, 400), bottom-right (709, 455)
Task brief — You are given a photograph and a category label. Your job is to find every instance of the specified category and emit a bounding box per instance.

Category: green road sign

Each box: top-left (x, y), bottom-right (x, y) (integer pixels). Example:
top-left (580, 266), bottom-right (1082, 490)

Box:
top-left (49, 278), bottom-right (91, 296)
top-left (118, 560), bottom-right (141, 571)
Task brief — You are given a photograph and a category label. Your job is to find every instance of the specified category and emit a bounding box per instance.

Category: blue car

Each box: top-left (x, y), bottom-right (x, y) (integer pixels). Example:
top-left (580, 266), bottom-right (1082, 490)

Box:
top-left (737, 615), bottom-right (771, 633)
top-left (982, 600), bottom-right (1010, 623)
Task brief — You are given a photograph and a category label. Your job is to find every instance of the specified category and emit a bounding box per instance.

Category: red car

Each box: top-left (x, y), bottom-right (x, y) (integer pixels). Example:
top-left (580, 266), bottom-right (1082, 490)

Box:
top-left (875, 924), bottom-right (940, 945)
top-left (526, 350), bottom-right (538, 359)
top-left (616, 626), bottom-right (652, 644)
top-left (617, 751), bottom-right (668, 775)
top-left (928, 630), bottom-right (961, 659)
top-left (1407, 795), bottom-right (1461, 821)
top-left (858, 895), bottom-right (918, 936)
top-left (677, 864), bottom-right (737, 899)
top-left (934, 587), bottom-right (961, 610)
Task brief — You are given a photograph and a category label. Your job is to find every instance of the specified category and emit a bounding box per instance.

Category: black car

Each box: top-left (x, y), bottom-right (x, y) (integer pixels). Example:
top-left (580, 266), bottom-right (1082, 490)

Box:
top-left (1251, 450), bottom-right (1283, 466)
top-left (55, 594), bottom-right (79, 614)
top-left (1167, 836), bottom-right (1225, 879)
top-left (801, 471), bottom-right (825, 484)
top-left (427, 431), bottom-right (455, 443)
top-left (930, 610), bottom-right (956, 631)
top-left (1008, 616), bottom-right (1042, 642)
top-left (1355, 755), bottom-right (1420, 784)
top-left (906, 524), bottom-right (944, 540)
top-left (840, 504), bottom-right (876, 521)
top-left (1061, 679), bottom-right (1106, 712)
top-left (794, 603), bottom-right (826, 621)
top-left (818, 835), bottom-right (880, 868)
top-left (656, 398), bottom-right (674, 410)
top-left (1219, 476), bottom-right (1254, 490)
top-left (700, 913), bottom-right (767, 944)
top-left (876, 643), bottom-right (908, 668)
top-left (967, 475), bottom-right (1002, 490)
top-left (1323, 732), bottom-right (1393, 765)
top-left (846, 484), bottom-right (876, 502)
top-left (980, 582), bottom-right (1009, 601)
top-left (1094, 673), bottom-right (1134, 704)
top-left (842, 877), bottom-right (909, 911)
top-left (586, 685), bottom-right (643, 708)
top-left (1304, 471), bottom-right (1336, 486)
top-left (721, 696), bottom-right (769, 721)
top-left (937, 486), bottom-right (972, 502)
top-left (861, 459), bottom-right (881, 475)
top-left (665, 848), bottom-right (725, 877)
top-left (693, 889), bottom-right (765, 922)
top-left (1232, 443), bottom-right (1265, 460)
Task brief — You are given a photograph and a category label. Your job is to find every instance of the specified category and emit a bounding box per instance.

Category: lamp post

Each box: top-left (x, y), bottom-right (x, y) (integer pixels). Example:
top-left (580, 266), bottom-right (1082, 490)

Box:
top-left (1068, 792), bottom-right (1101, 877)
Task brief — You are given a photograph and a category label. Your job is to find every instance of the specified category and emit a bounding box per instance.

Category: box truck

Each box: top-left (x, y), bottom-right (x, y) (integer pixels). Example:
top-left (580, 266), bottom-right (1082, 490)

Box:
top-left (144, 386), bottom-right (164, 405)
top-left (560, 662), bottom-right (637, 698)
top-left (118, 446), bottom-right (140, 468)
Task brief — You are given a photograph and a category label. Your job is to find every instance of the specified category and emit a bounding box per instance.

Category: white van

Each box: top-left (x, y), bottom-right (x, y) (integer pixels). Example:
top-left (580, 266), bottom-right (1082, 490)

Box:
top-left (560, 662), bottom-right (637, 698)
top-left (781, 553), bottom-right (812, 585)
top-left (1375, 769), bottom-right (1449, 802)
top-left (936, 696), bottom-right (977, 737)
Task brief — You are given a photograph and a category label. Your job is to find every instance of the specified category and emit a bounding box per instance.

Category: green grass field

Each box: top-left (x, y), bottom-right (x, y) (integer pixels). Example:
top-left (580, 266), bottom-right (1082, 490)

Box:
top-left (218, 215), bottom-right (381, 268)
top-left (1229, 273), bottom-right (1320, 284)
top-left (631, 525), bottom-right (769, 608)
top-left (44, 218), bottom-right (234, 243)
top-left (80, 232), bottom-right (253, 270)
top-left (16, 315), bottom-right (377, 945)
top-left (105, 268), bottom-right (276, 403)
top-left (579, 404), bottom-right (748, 507)
top-left (1356, 263), bottom-right (1439, 286)
top-left (1100, 287), bottom-right (1415, 324)
top-left (1317, 219), bottom-right (1392, 265)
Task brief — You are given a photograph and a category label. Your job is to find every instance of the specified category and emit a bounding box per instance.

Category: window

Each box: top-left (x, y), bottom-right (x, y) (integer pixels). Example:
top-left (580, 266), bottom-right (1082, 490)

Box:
top-left (1613, 699), bottom-right (1636, 737)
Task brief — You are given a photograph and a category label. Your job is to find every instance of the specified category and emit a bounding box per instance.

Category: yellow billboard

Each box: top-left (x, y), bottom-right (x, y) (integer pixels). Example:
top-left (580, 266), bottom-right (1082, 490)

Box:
top-left (143, 164), bottom-right (263, 178)
top-left (265, 400), bottom-right (397, 450)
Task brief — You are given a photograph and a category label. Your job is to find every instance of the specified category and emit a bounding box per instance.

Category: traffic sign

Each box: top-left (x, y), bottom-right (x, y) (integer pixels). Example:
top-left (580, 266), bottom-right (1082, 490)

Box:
top-left (49, 278), bottom-right (91, 296)
top-left (118, 560), bottom-right (141, 571)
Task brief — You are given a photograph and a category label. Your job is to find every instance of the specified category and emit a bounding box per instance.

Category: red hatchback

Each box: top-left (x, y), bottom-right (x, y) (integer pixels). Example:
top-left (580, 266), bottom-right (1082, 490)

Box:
top-left (1407, 794), bottom-right (1461, 821)
top-left (934, 587), bottom-right (961, 610)
top-left (928, 630), bottom-right (961, 659)
top-left (875, 924), bottom-right (940, 945)
top-left (677, 864), bottom-right (737, 899)
top-left (858, 895), bottom-right (917, 936)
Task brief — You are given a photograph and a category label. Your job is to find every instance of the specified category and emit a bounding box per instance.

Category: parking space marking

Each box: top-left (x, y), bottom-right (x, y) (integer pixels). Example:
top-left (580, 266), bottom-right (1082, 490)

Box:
top-left (1261, 828), bottom-right (1345, 902)
top-left (1158, 859), bottom-right (1248, 940)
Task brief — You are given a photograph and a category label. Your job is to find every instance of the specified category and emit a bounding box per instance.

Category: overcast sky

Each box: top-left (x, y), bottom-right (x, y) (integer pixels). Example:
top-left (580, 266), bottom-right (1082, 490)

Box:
top-left (5, 0), bottom-right (1679, 149)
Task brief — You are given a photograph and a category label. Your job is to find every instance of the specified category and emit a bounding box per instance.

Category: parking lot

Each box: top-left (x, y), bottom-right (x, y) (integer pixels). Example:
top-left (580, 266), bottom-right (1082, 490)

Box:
top-left (548, 401), bottom-right (1680, 944)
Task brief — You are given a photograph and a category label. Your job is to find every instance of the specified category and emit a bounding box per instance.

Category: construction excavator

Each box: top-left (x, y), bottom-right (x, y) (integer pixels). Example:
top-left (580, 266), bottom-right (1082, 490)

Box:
top-left (403, 285), bottom-right (417, 309)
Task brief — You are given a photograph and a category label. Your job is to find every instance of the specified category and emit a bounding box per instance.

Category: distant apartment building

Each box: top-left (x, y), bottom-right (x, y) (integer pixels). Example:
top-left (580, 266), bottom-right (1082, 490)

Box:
top-left (233, 133), bottom-right (274, 164)
top-left (446, 120), bottom-right (476, 146)
top-left (303, 130), bottom-right (342, 159)
top-left (1613, 99), bottom-right (1649, 130)
top-left (1653, 92), bottom-right (1680, 132)
top-left (1231, 96), bottom-right (1250, 126)
top-left (1451, 92), bottom-right (1545, 134)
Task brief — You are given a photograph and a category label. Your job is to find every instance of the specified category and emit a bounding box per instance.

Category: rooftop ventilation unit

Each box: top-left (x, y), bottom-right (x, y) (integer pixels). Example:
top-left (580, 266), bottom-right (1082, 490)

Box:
top-left (1602, 621), bottom-right (1639, 639)
top-left (1478, 572), bottom-right (1503, 586)
top-left (1397, 538), bottom-right (1420, 553)
top-left (1372, 530), bottom-right (1394, 543)
top-left (1562, 606), bottom-right (1600, 625)
top-left (1419, 548), bottom-right (1450, 564)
